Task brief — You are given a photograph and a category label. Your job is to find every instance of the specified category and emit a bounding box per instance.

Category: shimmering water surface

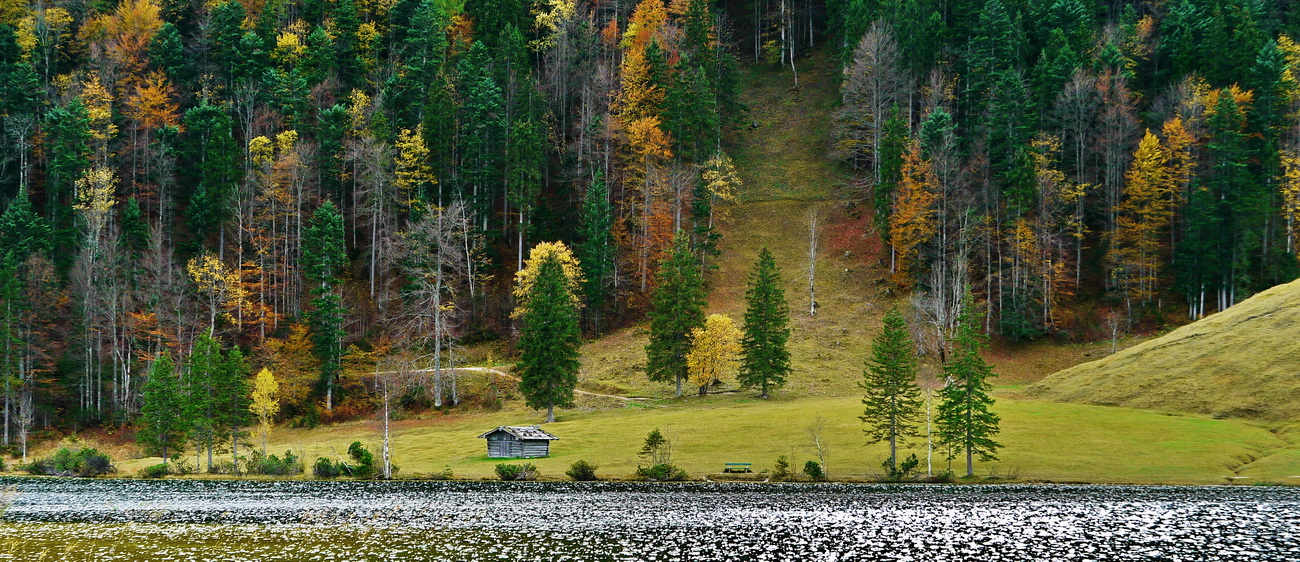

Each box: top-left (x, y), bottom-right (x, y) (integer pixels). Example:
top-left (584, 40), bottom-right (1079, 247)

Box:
top-left (1, 478), bottom-right (1298, 561)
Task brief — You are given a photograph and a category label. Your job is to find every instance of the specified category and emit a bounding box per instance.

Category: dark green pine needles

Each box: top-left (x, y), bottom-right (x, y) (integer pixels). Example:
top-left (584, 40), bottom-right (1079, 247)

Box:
top-left (138, 352), bottom-right (186, 465)
top-left (517, 252), bottom-right (581, 423)
top-left (646, 233), bottom-right (706, 398)
top-left (860, 308), bottom-right (923, 472)
top-left (936, 293), bottom-right (1001, 477)
top-left (739, 248), bottom-right (791, 399)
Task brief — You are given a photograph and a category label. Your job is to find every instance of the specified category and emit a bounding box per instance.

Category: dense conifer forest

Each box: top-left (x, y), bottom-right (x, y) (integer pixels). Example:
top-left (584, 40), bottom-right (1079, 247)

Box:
top-left (0, 0), bottom-right (1297, 457)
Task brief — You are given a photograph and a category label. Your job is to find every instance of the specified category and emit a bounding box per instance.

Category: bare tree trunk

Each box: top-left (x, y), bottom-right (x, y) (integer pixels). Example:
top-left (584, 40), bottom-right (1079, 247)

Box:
top-left (807, 208), bottom-right (818, 316)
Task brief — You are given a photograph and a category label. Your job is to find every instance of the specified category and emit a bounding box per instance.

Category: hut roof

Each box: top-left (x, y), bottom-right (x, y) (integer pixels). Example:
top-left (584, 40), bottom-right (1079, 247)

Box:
top-left (477, 425), bottom-right (560, 440)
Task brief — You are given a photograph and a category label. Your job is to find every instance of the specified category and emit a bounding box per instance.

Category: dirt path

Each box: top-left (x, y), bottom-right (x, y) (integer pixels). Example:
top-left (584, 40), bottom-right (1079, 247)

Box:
top-left (415, 366), bottom-right (648, 403)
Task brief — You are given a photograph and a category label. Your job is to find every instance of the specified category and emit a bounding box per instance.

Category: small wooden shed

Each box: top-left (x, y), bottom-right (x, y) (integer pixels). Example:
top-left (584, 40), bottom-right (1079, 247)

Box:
top-left (478, 425), bottom-right (559, 458)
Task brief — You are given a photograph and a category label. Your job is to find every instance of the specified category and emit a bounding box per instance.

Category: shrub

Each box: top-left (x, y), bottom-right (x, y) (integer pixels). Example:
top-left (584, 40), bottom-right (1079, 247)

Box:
top-left (635, 463), bottom-right (687, 481)
top-left (139, 463), bottom-right (170, 479)
top-left (314, 457), bottom-right (343, 478)
top-left (26, 447), bottom-right (114, 477)
top-left (247, 450), bottom-right (305, 476)
top-left (803, 461), bottom-right (825, 481)
top-left (209, 459), bottom-right (237, 475)
top-left (426, 466), bottom-right (454, 480)
top-left (928, 470), bottom-right (955, 483)
top-left (169, 454), bottom-right (195, 475)
top-left (21, 459), bottom-right (52, 475)
top-left (566, 460), bottom-right (599, 481)
top-left (347, 442), bottom-right (375, 479)
top-left (772, 455), bottom-right (792, 482)
top-left (495, 463), bottom-right (538, 481)
top-left (880, 454), bottom-right (920, 482)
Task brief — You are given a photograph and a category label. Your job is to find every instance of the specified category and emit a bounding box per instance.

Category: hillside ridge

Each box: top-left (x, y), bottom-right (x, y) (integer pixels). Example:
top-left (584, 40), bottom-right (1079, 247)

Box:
top-left (1027, 278), bottom-right (1300, 421)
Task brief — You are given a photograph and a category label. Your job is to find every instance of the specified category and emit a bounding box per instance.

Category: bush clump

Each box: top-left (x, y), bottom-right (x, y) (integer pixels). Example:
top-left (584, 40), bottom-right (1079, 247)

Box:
top-left (635, 463), bottom-right (687, 481)
top-left (314, 457), bottom-right (344, 478)
top-left (23, 447), bottom-right (114, 477)
top-left (803, 461), bottom-right (825, 481)
top-left (246, 450), bottom-right (305, 476)
top-left (495, 463), bottom-right (538, 481)
top-left (313, 443), bottom-right (385, 479)
top-left (565, 460), bottom-right (599, 481)
top-left (347, 442), bottom-right (376, 479)
top-left (879, 454), bottom-right (920, 482)
top-left (139, 463), bottom-right (170, 479)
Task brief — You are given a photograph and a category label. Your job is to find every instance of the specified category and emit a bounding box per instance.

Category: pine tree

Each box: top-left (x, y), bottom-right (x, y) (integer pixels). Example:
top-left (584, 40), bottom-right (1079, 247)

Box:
top-left (738, 247), bottom-right (791, 399)
top-left (578, 171), bottom-right (614, 333)
top-left (646, 232), bottom-right (706, 397)
top-left (185, 333), bottom-right (220, 471)
top-left (138, 352), bottom-right (186, 464)
top-left (935, 293), bottom-right (1001, 477)
top-left (213, 344), bottom-right (249, 474)
top-left (516, 250), bottom-right (581, 423)
top-left (860, 308), bottom-right (922, 472)
top-left (302, 201), bottom-right (347, 411)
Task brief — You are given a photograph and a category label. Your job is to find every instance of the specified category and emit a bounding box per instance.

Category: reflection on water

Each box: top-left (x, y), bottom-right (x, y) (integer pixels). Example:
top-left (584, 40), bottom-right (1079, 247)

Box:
top-left (2, 479), bottom-right (1298, 560)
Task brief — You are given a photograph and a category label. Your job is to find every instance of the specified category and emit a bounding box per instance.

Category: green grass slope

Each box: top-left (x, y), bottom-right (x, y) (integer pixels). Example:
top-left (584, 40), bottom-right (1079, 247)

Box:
top-left (1026, 279), bottom-right (1300, 421)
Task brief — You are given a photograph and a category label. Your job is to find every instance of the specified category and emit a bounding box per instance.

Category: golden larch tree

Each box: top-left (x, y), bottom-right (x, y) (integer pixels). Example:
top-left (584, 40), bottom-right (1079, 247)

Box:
top-left (888, 141), bottom-right (938, 288)
top-left (1108, 129), bottom-right (1176, 311)
top-left (250, 367), bottom-right (280, 455)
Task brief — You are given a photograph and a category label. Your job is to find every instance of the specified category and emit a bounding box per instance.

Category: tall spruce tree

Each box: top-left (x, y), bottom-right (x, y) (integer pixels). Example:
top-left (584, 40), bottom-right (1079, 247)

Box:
top-left (186, 333), bottom-right (220, 471)
top-left (303, 202), bottom-right (347, 411)
top-left (646, 232), bottom-right (707, 397)
top-left (213, 345), bottom-right (250, 475)
top-left (138, 352), bottom-right (186, 464)
top-left (577, 171), bottom-right (613, 333)
top-left (860, 308), bottom-right (923, 473)
top-left (935, 293), bottom-right (1001, 477)
top-left (516, 251), bottom-right (581, 423)
top-left (738, 248), bottom-right (791, 399)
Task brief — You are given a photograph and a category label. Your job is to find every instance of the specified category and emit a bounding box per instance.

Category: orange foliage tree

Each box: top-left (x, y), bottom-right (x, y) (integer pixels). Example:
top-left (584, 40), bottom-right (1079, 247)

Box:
top-left (888, 141), bottom-right (937, 288)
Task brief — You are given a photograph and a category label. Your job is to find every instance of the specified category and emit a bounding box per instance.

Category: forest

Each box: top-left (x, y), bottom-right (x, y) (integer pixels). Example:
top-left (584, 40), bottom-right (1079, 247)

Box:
top-left (0, 0), bottom-right (1298, 460)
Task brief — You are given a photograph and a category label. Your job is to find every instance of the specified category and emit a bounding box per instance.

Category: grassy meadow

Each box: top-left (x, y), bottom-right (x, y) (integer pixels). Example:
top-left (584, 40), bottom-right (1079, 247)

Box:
top-left (99, 389), bottom-right (1293, 485)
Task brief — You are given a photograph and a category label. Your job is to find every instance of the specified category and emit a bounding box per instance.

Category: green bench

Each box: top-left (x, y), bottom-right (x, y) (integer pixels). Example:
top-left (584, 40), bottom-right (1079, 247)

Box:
top-left (723, 462), bottom-right (752, 473)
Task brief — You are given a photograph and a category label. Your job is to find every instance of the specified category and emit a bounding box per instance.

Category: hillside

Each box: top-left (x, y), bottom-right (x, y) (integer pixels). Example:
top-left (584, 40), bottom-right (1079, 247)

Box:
top-left (95, 52), bottom-right (1300, 485)
top-left (1027, 279), bottom-right (1300, 421)
top-left (576, 52), bottom-right (897, 399)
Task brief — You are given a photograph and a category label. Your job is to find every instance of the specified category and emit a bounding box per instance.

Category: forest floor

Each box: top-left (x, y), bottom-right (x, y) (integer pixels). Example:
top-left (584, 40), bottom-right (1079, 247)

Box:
top-left (28, 52), bottom-right (1300, 486)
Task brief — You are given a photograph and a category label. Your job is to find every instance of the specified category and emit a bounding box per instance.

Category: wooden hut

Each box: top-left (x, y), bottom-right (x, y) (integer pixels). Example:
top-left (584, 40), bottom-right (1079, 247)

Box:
top-left (478, 425), bottom-right (559, 458)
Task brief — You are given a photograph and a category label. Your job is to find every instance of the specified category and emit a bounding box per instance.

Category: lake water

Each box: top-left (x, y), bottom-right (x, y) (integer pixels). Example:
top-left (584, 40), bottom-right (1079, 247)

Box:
top-left (1, 478), bottom-right (1298, 560)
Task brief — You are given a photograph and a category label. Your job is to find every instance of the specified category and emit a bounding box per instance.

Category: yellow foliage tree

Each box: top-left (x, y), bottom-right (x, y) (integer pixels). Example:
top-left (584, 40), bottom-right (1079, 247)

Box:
top-left (250, 367), bottom-right (280, 455)
top-left (701, 151), bottom-right (742, 220)
top-left (685, 314), bottom-right (742, 396)
top-left (1108, 129), bottom-right (1176, 310)
top-left (512, 241), bottom-right (585, 317)
top-left (1028, 134), bottom-right (1084, 326)
top-left (888, 141), bottom-right (938, 288)
top-left (1281, 149), bottom-right (1300, 255)
top-left (258, 323), bottom-right (320, 413)
top-left (394, 126), bottom-right (434, 211)
top-left (187, 253), bottom-right (244, 332)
